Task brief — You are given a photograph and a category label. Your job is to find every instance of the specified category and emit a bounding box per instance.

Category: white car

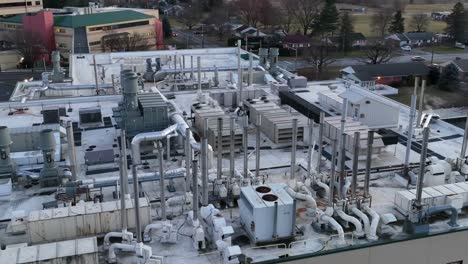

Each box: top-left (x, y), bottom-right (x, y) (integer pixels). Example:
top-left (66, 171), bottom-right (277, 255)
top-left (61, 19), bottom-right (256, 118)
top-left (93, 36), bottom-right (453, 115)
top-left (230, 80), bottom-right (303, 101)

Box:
top-left (401, 45), bottom-right (412, 51)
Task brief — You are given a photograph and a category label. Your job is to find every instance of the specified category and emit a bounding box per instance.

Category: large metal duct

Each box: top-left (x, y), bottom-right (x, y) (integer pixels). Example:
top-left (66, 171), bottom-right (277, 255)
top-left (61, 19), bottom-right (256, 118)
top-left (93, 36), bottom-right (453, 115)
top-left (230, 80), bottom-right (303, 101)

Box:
top-left (39, 129), bottom-right (60, 187)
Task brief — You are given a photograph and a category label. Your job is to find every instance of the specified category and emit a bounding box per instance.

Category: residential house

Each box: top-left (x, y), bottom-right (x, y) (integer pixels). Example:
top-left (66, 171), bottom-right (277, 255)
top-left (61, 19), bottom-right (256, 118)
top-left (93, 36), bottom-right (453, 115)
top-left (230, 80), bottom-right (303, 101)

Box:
top-left (281, 34), bottom-right (312, 49)
top-left (341, 62), bottom-right (429, 88)
top-left (326, 32), bottom-right (367, 47)
top-left (234, 25), bottom-right (266, 37)
top-left (386, 32), bottom-right (435, 47)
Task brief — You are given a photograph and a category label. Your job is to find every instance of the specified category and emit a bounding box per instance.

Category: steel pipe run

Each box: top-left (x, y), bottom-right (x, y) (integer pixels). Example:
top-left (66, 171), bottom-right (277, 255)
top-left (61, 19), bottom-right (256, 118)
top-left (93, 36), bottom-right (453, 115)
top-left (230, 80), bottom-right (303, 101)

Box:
top-left (243, 116), bottom-right (249, 178)
top-left (157, 142), bottom-right (166, 220)
top-left (415, 127), bottom-right (430, 209)
top-left (318, 210), bottom-right (345, 243)
top-left (66, 121), bottom-right (77, 181)
top-left (338, 133), bottom-right (347, 200)
top-left (351, 207), bottom-right (370, 238)
top-left (192, 160), bottom-right (199, 220)
top-left (336, 209), bottom-right (364, 237)
top-left (285, 186), bottom-right (317, 215)
top-left (417, 79), bottom-right (426, 125)
top-left (217, 118), bottom-right (223, 180)
top-left (120, 130), bottom-right (129, 195)
top-left (307, 119), bottom-right (314, 183)
top-left (130, 125), bottom-right (178, 243)
top-left (248, 52), bottom-right (254, 86)
top-left (290, 118), bottom-right (298, 180)
top-left (143, 222), bottom-right (163, 242)
top-left (185, 128), bottom-right (191, 191)
top-left (230, 116), bottom-right (236, 180)
top-left (425, 205), bottom-right (458, 227)
top-left (364, 131), bottom-right (374, 198)
top-left (201, 136), bottom-right (209, 206)
top-left (317, 112), bottom-right (325, 173)
top-left (329, 140), bottom-right (338, 206)
top-left (237, 39), bottom-right (242, 106)
top-left (351, 131), bottom-right (360, 199)
top-left (119, 130), bottom-right (128, 231)
top-left (404, 94), bottom-right (417, 176)
top-left (255, 114), bottom-right (262, 179)
top-left (362, 204), bottom-right (379, 241)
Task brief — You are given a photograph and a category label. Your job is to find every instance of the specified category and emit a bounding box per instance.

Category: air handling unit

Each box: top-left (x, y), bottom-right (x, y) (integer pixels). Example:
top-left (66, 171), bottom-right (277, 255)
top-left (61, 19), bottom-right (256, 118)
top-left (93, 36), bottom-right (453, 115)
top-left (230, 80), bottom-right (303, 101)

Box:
top-left (0, 126), bottom-right (15, 181)
top-left (39, 129), bottom-right (66, 187)
top-left (239, 183), bottom-right (296, 244)
top-left (113, 70), bottom-right (170, 137)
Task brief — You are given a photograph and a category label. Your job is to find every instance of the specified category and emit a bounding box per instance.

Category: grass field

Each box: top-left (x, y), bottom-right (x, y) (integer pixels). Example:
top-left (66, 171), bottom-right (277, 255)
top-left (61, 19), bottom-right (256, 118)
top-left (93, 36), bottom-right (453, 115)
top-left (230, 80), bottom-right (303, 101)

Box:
top-left (352, 4), bottom-right (451, 38)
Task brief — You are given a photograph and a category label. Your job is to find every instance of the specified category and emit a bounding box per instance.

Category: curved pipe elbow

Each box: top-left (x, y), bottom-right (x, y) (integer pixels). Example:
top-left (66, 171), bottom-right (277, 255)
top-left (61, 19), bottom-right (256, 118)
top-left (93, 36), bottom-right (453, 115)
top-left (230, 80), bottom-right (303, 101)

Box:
top-left (336, 210), bottom-right (364, 238)
top-left (143, 222), bottom-right (163, 242)
top-left (351, 207), bottom-right (371, 237)
top-left (285, 187), bottom-right (317, 215)
top-left (108, 243), bottom-right (136, 263)
top-left (320, 213), bottom-right (345, 243)
top-left (104, 231), bottom-right (133, 247)
top-left (363, 205), bottom-right (380, 241)
top-left (315, 180), bottom-right (330, 199)
top-left (131, 125), bottom-right (178, 165)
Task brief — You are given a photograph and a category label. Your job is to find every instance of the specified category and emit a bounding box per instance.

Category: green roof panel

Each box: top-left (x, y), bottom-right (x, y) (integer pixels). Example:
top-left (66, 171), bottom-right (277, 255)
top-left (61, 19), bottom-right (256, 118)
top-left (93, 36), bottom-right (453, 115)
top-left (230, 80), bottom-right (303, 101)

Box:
top-left (53, 10), bottom-right (153, 28)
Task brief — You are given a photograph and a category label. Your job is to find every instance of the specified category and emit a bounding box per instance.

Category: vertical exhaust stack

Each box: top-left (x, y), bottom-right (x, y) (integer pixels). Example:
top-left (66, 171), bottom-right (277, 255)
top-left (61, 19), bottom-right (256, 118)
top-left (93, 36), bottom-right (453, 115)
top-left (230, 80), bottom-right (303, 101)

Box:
top-left (417, 79), bottom-right (426, 125)
top-left (39, 129), bottom-right (59, 187)
top-left (307, 119), bottom-right (314, 183)
top-left (290, 118), bottom-right (298, 180)
top-left (248, 52), bottom-right (254, 86)
top-left (122, 71), bottom-right (139, 110)
top-left (229, 117), bottom-right (236, 180)
top-left (255, 114), bottom-right (262, 179)
top-left (120, 130), bottom-right (128, 231)
top-left (404, 94), bottom-right (417, 177)
top-left (338, 99), bottom-right (348, 200)
top-left (66, 121), bottom-right (77, 181)
top-left (364, 131), bottom-right (374, 198)
top-left (192, 160), bottom-right (199, 220)
top-left (201, 119), bottom-right (209, 206)
top-left (329, 139), bottom-right (338, 206)
top-left (157, 142), bottom-right (166, 220)
top-left (269, 48), bottom-right (279, 74)
top-left (414, 127), bottom-right (430, 210)
top-left (237, 39), bottom-right (242, 103)
top-left (120, 130), bottom-right (129, 195)
top-left (317, 112), bottom-right (325, 173)
top-left (197, 57), bottom-right (202, 102)
top-left (351, 131), bottom-right (360, 200)
top-left (243, 115), bottom-right (249, 178)
top-left (0, 126), bottom-right (14, 180)
top-left (259, 48), bottom-right (269, 68)
top-left (217, 118), bottom-right (223, 180)
top-left (185, 128), bottom-right (191, 192)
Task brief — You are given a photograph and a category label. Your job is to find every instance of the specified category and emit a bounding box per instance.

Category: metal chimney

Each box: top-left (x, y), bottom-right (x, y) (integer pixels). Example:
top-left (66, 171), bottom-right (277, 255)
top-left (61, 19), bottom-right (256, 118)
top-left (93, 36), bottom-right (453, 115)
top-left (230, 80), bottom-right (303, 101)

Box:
top-left (414, 127), bottom-right (430, 209)
top-left (269, 48), bottom-right (279, 73)
top-left (317, 112), bottom-right (325, 173)
top-left (259, 48), bottom-right (269, 68)
top-left (66, 121), bottom-right (77, 181)
top-left (122, 71), bottom-right (138, 109)
top-left (329, 139), bottom-right (338, 205)
top-left (351, 131), bottom-right (360, 199)
top-left (217, 118), bottom-right (223, 180)
top-left (290, 118), bottom-right (298, 180)
top-left (459, 115), bottom-right (468, 168)
top-left (39, 129), bottom-right (59, 187)
top-left (255, 114), bottom-right (262, 179)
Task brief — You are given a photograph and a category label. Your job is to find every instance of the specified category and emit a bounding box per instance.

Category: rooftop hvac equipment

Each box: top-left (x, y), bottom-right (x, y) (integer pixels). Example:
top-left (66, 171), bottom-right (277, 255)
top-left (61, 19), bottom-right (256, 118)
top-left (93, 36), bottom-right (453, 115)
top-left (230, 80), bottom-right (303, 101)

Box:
top-left (0, 126), bottom-right (14, 180)
top-left (39, 129), bottom-right (62, 188)
top-left (26, 197), bottom-right (151, 243)
top-left (79, 107), bottom-right (102, 124)
top-left (239, 183), bottom-right (296, 244)
top-left (42, 107), bottom-right (60, 124)
top-left (0, 237), bottom-right (99, 264)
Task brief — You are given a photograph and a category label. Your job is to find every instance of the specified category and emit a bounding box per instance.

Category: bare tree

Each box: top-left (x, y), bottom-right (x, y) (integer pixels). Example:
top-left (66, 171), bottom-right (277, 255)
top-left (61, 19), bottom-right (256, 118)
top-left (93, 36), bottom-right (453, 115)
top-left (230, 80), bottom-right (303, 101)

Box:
top-left (258, 0), bottom-right (277, 30)
top-left (102, 32), bottom-right (150, 52)
top-left (371, 10), bottom-right (393, 39)
top-left (291, 0), bottom-right (322, 35)
top-left (360, 42), bottom-right (394, 64)
top-left (279, 0), bottom-right (296, 33)
top-left (410, 13), bottom-right (430, 32)
top-left (8, 30), bottom-right (46, 69)
top-left (181, 4), bottom-right (202, 30)
top-left (305, 43), bottom-right (336, 78)
top-left (236, 0), bottom-right (262, 27)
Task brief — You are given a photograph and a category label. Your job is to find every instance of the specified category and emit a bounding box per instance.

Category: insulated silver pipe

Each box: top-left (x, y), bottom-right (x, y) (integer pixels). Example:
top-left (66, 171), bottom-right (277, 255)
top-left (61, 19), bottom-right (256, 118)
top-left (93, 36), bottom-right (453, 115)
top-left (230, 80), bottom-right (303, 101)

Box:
top-left (307, 119), bottom-right (314, 183)
top-left (415, 127), bottom-right (430, 208)
top-left (201, 133), bottom-right (209, 206)
top-left (248, 52), bottom-right (253, 86)
top-left (190, 56), bottom-right (194, 79)
top-left (131, 165), bottom-right (142, 242)
top-left (404, 94), bottom-right (417, 175)
top-left (364, 131), bottom-right (374, 198)
top-left (157, 142), bottom-right (166, 220)
top-left (230, 116), bottom-right (236, 179)
top-left (255, 114), bottom-right (262, 179)
top-left (243, 116), bottom-right (249, 178)
top-left (197, 56), bottom-right (202, 99)
top-left (239, 68), bottom-right (244, 107)
top-left (217, 118), bottom-right (223, 180)
top-left (317, 112), bottom-right (325, 173)
top-left (290, 119), bottom-right (298, 180)
top-left (192, 159), bottom-right (199, 220)
top-left (237, 39), bottom-right (242, 106)
top-left (66, 121), bottom-right (77, 181)
top-left (338, 133), bottom-right (347, 200)
top-left (351, 131), bottom-right (360, 199)
top-left (185, 128), bottom-right (191, 192)
top-left (329, 139), bottom-right (338, 205)
top-left (119, 130), bottom-right (128, 231)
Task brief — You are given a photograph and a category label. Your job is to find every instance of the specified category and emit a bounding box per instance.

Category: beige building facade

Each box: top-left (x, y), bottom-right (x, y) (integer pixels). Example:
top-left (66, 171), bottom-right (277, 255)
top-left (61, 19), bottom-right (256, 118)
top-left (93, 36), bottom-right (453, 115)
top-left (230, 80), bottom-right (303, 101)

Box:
top-left (0, 0), bottom-right (42, 16)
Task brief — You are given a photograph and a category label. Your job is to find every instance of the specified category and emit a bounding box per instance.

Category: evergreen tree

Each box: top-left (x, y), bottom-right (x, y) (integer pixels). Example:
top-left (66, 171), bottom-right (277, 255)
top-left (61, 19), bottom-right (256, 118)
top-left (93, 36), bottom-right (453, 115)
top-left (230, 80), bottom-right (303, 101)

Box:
top-left (162, 17), bottom-right (173, 38)
top-left (314, 0), bottom-right (340, 35)
top-left (445, 2), bottom-right (465, 42)
top-left (389, 11), bottom-right (405, 34)
top-left (339, 12), bottom-right (354, 54)
top-left (438, 63), bottom-right (460, 91)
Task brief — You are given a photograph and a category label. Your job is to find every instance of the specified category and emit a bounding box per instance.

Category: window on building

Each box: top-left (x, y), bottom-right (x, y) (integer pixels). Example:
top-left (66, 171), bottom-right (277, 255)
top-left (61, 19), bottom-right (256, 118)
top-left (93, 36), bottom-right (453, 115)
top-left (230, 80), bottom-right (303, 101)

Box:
top-left (36, 1), bottom-right (41, 5)
top-left (27, 2), bottom-right (32, 6)
top-left (89, 41), bottom-right (101, 46)
top-left (88, 20), bottom-right (150, 32)
top-left (360, 113), bottom-right (365, 118)
top-left (55, 28), bottom-right (66, 33)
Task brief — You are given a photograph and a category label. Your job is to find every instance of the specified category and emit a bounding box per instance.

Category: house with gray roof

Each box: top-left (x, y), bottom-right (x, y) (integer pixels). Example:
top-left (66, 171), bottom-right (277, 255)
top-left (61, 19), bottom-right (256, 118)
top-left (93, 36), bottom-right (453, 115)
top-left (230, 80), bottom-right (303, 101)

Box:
top-left (441, 59), bottom-right (468, 80)
top-left (386, 32), bottom-right (435, 47)
top-left (341, 62), bottom-right (429, 88)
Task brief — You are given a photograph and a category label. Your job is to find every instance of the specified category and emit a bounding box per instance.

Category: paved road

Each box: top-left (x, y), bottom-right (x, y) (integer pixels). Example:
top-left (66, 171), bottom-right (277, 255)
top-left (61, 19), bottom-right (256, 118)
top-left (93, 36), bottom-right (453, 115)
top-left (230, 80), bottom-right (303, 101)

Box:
top-left (172, 30), bottom-right (219, 49)
top-left (278, 51), bottom-right (468, 71)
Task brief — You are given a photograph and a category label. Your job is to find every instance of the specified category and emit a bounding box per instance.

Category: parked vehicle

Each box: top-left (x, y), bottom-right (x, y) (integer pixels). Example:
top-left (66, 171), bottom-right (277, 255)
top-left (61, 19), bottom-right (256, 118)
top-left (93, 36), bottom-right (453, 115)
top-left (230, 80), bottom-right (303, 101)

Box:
top-left (411, 56), bottom-right (425, 62)
top-left (401, 45), bottom-right (412, 51)
top-left (455, 42), bottom-right (466, 49)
